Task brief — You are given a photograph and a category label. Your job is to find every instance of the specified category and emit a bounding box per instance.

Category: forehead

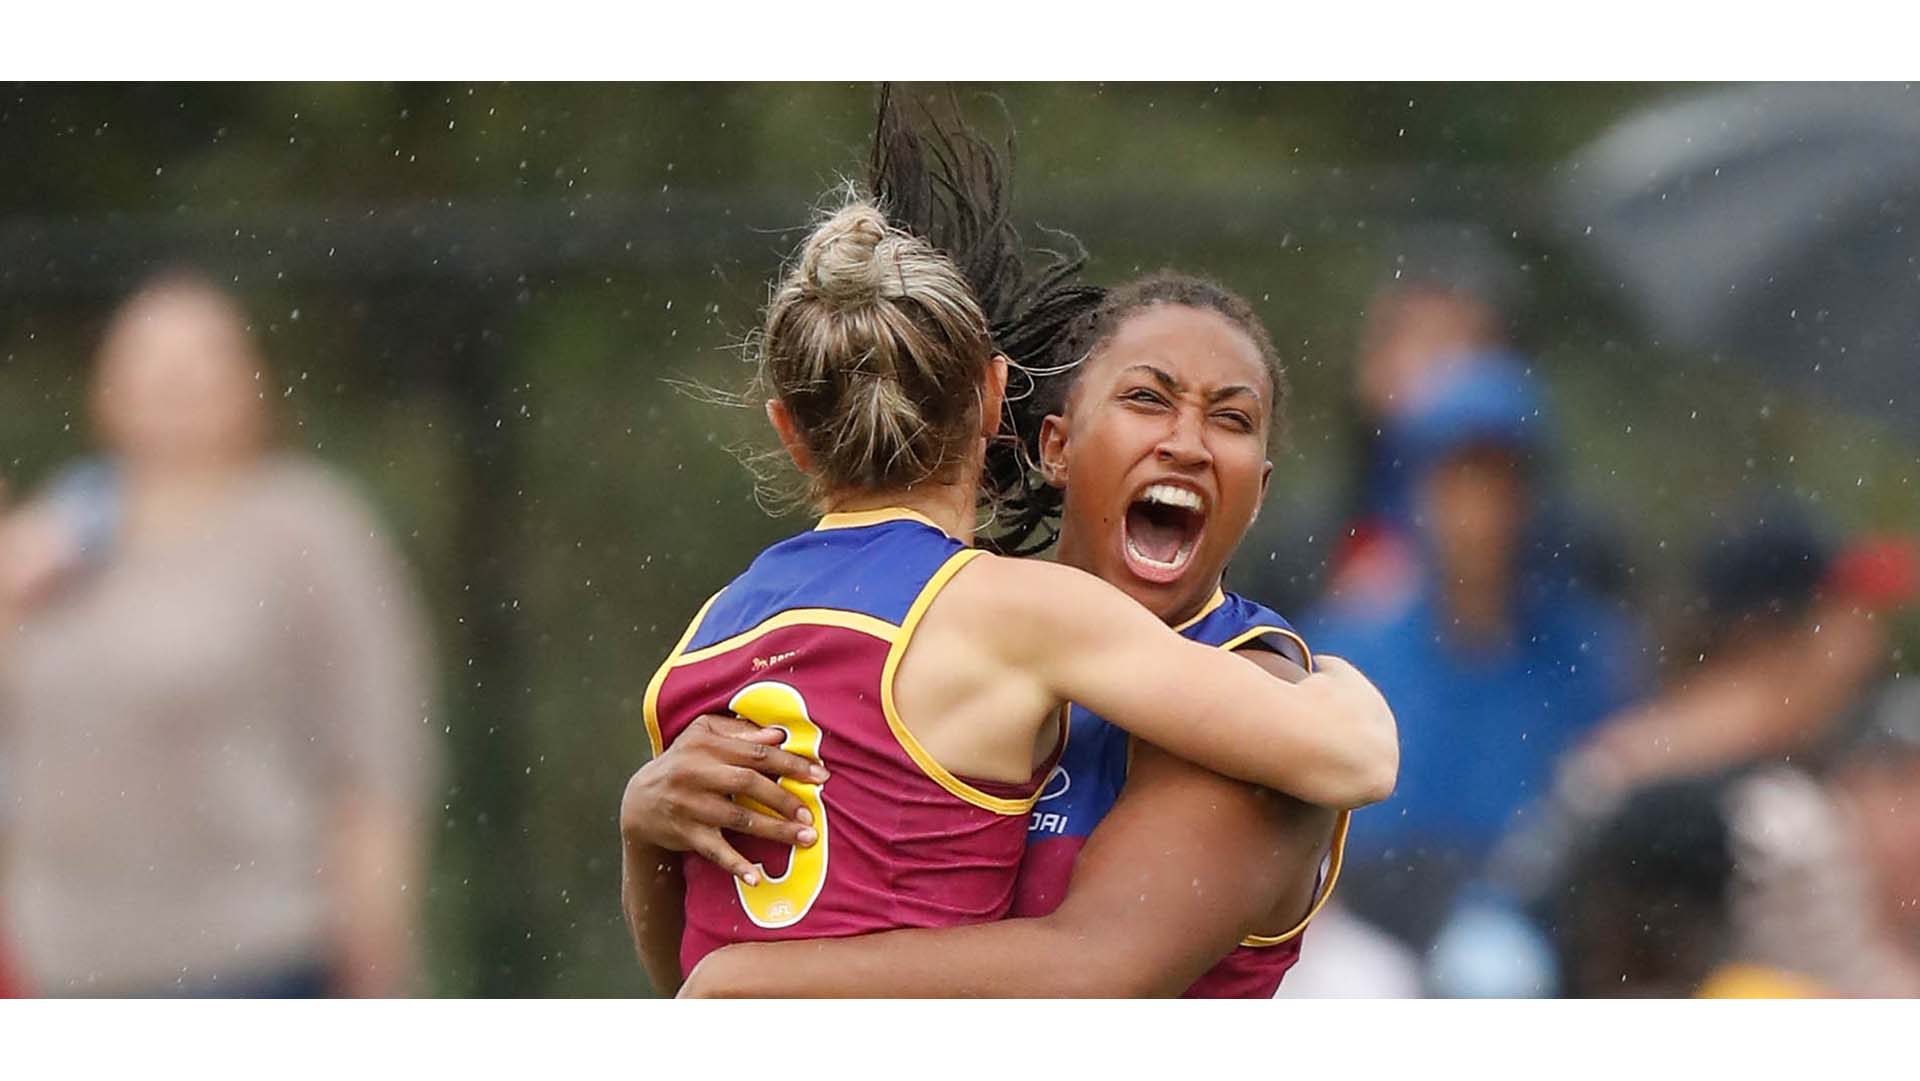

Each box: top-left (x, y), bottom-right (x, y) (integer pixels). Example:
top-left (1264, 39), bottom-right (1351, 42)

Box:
top-left (1080, 303), bottom-right (1269, 395)
top-left (103, 295), bottom-right (251, 371)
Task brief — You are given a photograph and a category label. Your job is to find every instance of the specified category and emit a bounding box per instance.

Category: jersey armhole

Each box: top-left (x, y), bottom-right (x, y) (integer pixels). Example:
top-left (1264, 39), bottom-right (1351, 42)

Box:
top-left (1239, 809), bottom-right (1350, 947)
top-left (642, 590), bottom-right (724, 758)
top-left (880, 548), bottom-right (1047, 816)
top-left (1220, 624), bottom-right (1313, 672)
top-left (1220, 621), bottom-right (1336, 946)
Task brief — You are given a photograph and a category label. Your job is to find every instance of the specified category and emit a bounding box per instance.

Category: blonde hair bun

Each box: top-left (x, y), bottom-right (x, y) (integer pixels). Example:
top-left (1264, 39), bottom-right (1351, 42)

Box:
top-left (797, 201), bottom-right (904, 303)
top-left (756, 191), bottom-right (995, 504)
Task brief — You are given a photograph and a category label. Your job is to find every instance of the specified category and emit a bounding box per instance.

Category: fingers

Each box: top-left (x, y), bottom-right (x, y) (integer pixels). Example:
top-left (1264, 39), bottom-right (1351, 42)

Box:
top-left (1313, 654), bottom-right (1356, 677)
top-left (725, 769), bottom-right (818, 836)
top-left (1315, 655), bottom-right (1385, 697)
top-left (728, 738), bottom-right (830, 784)
top-left (723, 796), bottom-right (819, 849)
top-left (691, 712), bottom-right (829, 784)
top-left (694, 713), bottom-right (783, 744)
top-left (692, 831), bottom-right (762, 886)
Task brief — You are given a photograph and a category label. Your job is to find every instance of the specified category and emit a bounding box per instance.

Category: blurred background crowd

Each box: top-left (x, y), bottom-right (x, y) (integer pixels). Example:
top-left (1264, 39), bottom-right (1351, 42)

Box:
top-left (1, 83), bottom-right (1916, 997)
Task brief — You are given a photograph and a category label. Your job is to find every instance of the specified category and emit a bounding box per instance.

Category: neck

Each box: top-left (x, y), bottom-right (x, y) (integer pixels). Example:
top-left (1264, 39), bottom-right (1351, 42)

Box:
top-left (1439, 557), bottom-right (1511, 648)
top-left (827, 480), bottom-right (976, 544)
top-left (1055, 527), bottom-right (1096, 579)
top-left (1161, 576), bottom-right (1225, 628)
top-left (123, 459), bottom-right (253, 538)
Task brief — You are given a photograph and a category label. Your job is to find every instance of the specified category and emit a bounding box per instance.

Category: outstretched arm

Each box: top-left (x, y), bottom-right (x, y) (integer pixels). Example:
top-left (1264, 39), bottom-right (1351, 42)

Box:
top-left (682, 651), bottom-right (1334, 998)
top-left (988, 557), bottom-right (1398, 808)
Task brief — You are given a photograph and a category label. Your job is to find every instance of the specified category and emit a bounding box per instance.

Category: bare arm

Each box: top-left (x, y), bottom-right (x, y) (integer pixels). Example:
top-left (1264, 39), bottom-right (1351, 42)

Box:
top-left (1584, 599), bottom-right (1887, 788)
top-left (329, 798), bottom-right (425, 997)
top-left (682, 650), bottom-right (1336, 998)
top-left (989, 558), bottom-right (1397, 808)
top-left (621, 826), bottom-right (689, 997)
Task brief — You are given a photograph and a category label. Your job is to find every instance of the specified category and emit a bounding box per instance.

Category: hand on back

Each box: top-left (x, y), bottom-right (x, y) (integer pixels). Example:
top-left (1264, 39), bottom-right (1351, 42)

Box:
top-left (620, 714), bottom-right (827, 882)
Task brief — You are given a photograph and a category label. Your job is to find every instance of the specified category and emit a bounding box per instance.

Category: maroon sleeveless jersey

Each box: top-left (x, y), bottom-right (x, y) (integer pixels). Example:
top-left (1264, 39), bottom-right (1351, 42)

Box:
top-left (646, 508), bottom-right (1058, 975)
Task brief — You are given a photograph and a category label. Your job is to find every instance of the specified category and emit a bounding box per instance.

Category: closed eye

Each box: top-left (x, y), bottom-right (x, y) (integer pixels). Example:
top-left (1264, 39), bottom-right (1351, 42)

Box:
top-left (1214, 409), bottom-right (1256, 432)
top-left (1122, 387), bottom-right (1170, 408)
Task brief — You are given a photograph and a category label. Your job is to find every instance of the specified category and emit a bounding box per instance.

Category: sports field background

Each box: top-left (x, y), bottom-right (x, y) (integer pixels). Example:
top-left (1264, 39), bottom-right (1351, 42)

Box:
top-left (2, 83), bottom-right (1914, 995)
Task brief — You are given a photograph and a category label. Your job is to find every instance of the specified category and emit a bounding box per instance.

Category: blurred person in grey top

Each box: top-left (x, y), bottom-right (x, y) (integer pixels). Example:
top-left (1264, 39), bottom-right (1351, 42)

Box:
top-left (0, 272), bottom-right (439, 996)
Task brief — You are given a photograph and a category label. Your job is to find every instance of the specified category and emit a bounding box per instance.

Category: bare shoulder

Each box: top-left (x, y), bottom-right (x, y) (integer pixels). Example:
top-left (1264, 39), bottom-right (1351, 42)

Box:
top-left (947, 554), bottom-right (1130, 617)
top-left (934, 554), bottom-right (1140, 651)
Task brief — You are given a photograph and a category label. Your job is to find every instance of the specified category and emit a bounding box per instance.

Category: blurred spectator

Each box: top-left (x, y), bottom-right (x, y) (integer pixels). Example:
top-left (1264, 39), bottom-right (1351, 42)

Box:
top-left (1472, 512), bottom-right (1920, 998)
top-left (1575, 508), bottom-right (1913, 790)
top-left (1541, 703), bottom-right (1920, 1000)
top-left (1549, 776), bottom-right (1740, 997)
top-left (1802, 679), bottom-right (1920, 993)
top-left (0, 272), bottom-right (439, 997)
top-left (1320, 225), bottom-right (1526, 614)
top-left (1306, 356), bottom-right (1646, 951)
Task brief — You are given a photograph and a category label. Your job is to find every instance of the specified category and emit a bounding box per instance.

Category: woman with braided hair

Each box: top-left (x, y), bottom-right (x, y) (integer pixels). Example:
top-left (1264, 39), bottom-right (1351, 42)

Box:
top-left (618, 98), bottom-right (1397, 997)
top-left (629, 94), bottom-right (1363, 997)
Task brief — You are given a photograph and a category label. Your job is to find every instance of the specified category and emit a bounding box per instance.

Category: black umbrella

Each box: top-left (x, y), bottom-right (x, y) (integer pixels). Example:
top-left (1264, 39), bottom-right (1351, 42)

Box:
top-left (1557, 83), bottom-right (1920, 428)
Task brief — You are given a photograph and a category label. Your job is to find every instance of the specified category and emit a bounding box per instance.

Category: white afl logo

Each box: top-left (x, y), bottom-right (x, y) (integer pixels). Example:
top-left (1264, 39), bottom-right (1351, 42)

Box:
top-left (1038, 765), bottom-right (1071, 803)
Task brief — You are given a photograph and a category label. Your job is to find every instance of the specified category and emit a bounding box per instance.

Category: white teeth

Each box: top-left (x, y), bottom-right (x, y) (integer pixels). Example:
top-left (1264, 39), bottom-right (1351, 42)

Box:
top-left (1139, 483), bottom-right (1203, 511)
top-left (1125, 532), bottom-right (1197, 570)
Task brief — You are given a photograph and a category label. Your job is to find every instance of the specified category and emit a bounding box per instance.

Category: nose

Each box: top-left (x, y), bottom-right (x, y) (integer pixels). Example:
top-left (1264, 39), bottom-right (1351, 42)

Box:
top-left (1155, 407), bottom-right (1212, 471)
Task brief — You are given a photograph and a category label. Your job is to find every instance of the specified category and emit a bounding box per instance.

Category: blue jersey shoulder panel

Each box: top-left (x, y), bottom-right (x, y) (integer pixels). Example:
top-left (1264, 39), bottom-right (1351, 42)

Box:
top-left (687, 518), bottom-right (965, 650)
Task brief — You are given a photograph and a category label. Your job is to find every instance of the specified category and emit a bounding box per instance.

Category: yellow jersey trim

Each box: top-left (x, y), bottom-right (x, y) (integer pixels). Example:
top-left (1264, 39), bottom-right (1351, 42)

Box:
top-left (1213, 621), bottom-right (1350, 948)
top-left (645, 601), bottom-right (900, 757)
top-left (1240, 809), bottom-right (1351, 947)
top-left (671, 608), bottom-right (900, 668)
top-left (1170, 588), bottom-right (1228, 633)
top-left (814, 506), bottom-right (945, 534)
top-left (1216, 624), bottom-right (1313, 674)
top-left (642, 591), bottom-right (724, 759)
top-left (880, 548), bottom-right (1042, 816)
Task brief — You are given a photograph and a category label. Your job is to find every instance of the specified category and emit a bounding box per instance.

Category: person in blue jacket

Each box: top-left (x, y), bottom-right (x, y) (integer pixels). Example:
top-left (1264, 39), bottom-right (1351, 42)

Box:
top-left (1307, 356), bottom-right (1647, 950)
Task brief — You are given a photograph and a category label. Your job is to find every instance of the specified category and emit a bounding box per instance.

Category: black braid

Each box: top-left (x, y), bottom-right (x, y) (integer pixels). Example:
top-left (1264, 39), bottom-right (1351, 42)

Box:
top-left (866, 86), bottom-right (1103, 555)
top-left (864, 92), bottom-right (1290, 557)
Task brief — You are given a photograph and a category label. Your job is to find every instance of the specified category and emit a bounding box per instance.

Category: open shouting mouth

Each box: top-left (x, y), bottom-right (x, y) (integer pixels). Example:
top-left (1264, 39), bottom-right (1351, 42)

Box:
top-left (1121, 481), bottom-right (1208, 584)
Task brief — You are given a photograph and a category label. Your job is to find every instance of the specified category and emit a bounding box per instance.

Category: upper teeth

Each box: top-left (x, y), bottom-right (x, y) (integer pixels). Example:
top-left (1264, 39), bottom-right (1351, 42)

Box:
top-left (1141, 484), bottom-right (1203, 511)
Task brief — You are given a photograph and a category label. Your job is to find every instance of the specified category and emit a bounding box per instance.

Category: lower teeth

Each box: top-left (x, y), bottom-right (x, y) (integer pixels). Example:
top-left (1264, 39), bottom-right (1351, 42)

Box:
top-left (1127, 536), bottom-right (1189, 569)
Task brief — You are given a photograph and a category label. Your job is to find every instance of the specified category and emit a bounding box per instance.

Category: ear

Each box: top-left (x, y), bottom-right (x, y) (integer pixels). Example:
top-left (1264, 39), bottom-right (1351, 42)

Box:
top-left (979, 355), bottom-right (1010, 439)
top-left (1037, 412), bottom-right (1070, 487)
top-left (1252, 459), bottom-right (1274, 522)
top-left (765, 398), bottom-right (815, 474)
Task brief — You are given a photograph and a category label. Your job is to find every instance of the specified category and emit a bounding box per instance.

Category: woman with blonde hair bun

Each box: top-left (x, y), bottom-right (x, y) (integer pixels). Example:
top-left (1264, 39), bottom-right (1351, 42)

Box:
top-left (621, 173), bottom-right (1399, 994)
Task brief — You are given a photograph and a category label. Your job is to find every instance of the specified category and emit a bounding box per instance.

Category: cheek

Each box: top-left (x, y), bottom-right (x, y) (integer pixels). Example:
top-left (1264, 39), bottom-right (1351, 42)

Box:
top-left (1066, 413), bottom-right (1145, 484)
top-left (1213, 446), bottom-right (1269, 524)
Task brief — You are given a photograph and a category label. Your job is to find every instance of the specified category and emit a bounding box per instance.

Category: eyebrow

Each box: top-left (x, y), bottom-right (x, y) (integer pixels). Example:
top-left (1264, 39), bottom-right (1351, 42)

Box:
top-left (1208, 384), bottom-right (1263, 407)
top-left (1121, 364), bottom-right (1263, 407)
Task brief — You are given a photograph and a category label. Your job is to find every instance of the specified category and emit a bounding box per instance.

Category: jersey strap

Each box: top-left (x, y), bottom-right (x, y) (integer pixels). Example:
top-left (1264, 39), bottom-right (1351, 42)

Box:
top-left (1212, 603), bottom-right (1353, 949)
top-left (643, 590), bottom-right (726, 757)
top-left (879, 547), bottom-right (1054, 816)
top-left (1239, 809), bottom-right (1352, 947)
